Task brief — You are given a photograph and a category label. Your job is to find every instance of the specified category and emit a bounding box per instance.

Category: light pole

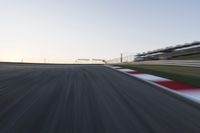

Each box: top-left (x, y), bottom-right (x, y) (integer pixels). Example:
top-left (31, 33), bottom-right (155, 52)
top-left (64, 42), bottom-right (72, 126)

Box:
top-left (120, 53), bottom-right (123, 63)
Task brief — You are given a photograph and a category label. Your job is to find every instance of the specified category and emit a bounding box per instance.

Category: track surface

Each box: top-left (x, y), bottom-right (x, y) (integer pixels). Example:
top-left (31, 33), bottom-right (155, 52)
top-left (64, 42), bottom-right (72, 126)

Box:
top-left (0, 63), bottom-right (200, 133)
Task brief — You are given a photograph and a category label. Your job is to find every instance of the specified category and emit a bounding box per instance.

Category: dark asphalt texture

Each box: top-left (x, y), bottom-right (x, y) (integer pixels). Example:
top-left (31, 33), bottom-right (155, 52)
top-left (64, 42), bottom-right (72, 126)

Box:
top-left (0, 63), bottom-right (200, 133)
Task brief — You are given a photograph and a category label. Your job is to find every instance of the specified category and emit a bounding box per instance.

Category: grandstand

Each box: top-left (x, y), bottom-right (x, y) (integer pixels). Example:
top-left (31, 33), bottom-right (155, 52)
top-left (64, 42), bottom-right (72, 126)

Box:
top-left (135, 41), bottom-right (200, 61)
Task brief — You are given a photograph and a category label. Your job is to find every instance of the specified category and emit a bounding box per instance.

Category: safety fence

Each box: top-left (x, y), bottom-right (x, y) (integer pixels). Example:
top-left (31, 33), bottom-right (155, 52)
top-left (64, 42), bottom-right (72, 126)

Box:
top-left (106, 55), bottom-right (135, 64)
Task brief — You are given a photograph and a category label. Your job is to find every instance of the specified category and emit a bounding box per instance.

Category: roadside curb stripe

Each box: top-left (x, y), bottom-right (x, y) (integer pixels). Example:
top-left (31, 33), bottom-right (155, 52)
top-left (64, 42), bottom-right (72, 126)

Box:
top-left (117, 68), bottom-right (135, 72)
top-left (108, 65), bottom-right (200, 103)
top-left (132, 74), bottom-right (171, 82)
top-left (154, 81), bottom-right (196, 90)
top-left (127, 71), bottom-right (144, 74)
top-left (111, 66), bottom-right (122, 69)
top-left (180, 90), bottom-right (200, 103)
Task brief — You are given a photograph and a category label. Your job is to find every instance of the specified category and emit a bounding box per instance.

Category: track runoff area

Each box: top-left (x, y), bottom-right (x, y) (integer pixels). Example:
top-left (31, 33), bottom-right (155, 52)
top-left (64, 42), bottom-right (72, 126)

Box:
top-left (108, 65), bottom-right (200, 103)
top-left (1, 63), bottom-right (200, 133)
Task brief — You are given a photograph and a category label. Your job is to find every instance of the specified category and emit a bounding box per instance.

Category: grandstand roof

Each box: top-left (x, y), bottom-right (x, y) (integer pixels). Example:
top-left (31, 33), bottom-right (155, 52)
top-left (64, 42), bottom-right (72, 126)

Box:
top-left (137, 41), bottom-right (200, 57)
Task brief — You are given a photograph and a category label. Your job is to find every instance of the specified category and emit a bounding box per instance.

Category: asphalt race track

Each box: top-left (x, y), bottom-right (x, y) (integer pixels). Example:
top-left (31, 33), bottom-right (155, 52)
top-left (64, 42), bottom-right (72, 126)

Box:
top-left (0, 63), bottom-right (200, 133)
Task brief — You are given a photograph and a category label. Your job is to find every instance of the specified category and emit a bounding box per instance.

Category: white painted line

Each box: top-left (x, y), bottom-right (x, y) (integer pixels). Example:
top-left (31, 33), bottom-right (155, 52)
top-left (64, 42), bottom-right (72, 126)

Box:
top-left (117, 68), bottom-right (136, 72)
top-left (132, 74), bottom-right (171, 81)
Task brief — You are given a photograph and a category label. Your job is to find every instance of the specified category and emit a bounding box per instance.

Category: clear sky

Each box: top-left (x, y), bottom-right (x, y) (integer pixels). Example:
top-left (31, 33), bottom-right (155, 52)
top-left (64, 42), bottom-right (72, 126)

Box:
top-left (0, 0), bottom-right (200, 63)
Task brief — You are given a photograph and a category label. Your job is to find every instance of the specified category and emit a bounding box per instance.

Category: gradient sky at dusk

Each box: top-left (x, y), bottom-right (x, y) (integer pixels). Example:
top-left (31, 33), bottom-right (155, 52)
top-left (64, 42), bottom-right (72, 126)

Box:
top-left (0, 0), bottom-right (200, 63)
